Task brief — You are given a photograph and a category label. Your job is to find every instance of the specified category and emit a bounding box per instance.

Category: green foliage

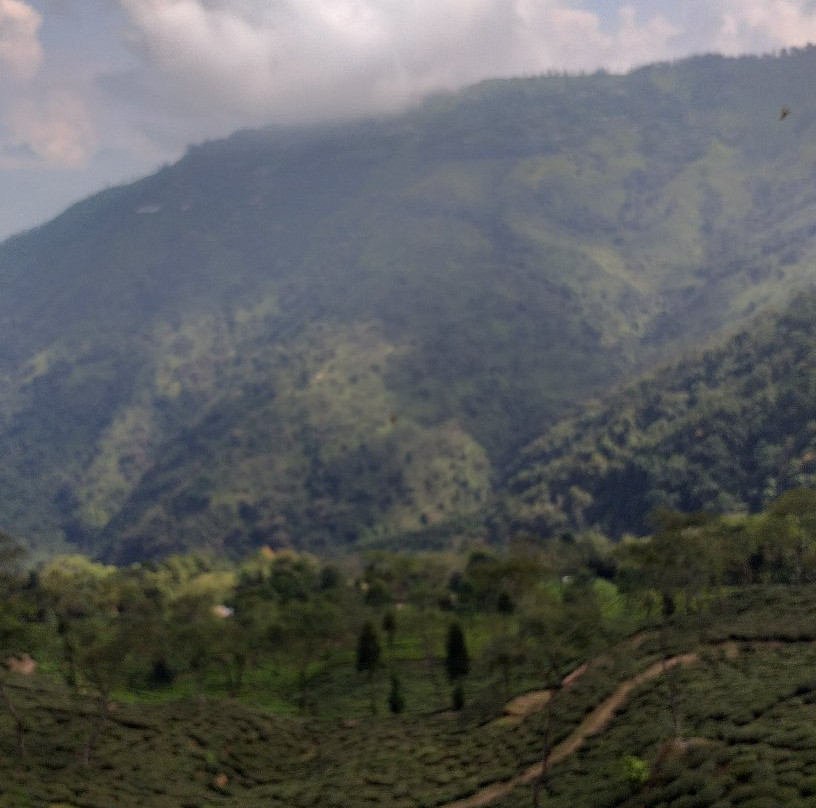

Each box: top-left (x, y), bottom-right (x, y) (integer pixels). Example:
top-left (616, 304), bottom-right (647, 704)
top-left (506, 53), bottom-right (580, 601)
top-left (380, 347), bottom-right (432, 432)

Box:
top-left (623, 754), bottom-right (650, 788)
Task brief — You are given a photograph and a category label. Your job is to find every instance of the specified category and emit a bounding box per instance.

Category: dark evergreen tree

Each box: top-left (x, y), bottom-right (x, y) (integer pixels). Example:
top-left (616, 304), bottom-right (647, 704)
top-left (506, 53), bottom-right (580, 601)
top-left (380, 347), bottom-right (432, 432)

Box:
top-left (356, 621), bottom-right (381, 674)
top-left (445, 622), bottom-right (469, 682)
top-left (388, 672), bottom-right (405, 714)
top-left (451, 681), bottom-right (465, 711)
top-left (382, 610), bottom-right (397, 647)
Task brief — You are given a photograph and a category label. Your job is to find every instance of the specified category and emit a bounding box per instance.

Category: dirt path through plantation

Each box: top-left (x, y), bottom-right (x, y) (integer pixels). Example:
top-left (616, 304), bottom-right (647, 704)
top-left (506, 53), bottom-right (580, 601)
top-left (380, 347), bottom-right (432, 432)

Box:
top-left (541, 653), bottom-right (698, 765)
top-left (495, 631), bottom-right (652, 726)
top-left (443, 652), bottom-right (699, 808)
top-left (498, 663), bottom-right (589, 726)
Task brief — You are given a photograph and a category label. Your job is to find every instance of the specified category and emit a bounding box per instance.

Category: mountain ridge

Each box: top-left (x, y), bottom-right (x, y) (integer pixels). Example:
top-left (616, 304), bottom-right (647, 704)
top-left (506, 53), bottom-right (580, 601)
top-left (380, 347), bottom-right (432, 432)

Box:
top-left (4, 49), bottom-right (816, 557)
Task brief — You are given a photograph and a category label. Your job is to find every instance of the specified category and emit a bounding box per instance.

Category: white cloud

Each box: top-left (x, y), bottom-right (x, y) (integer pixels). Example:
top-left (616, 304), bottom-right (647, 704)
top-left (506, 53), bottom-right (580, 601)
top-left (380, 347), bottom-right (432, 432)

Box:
top-left (113, 0), bottom-right (687, 125)
top-left (2, 90), bottom-right (96, 168)
top-left (512, 3), bottom-right (682, 73)
top-left (0, 0), bottom-right (43, 80)
top-left (713, 0), bottom-right (816, 54)
top-left (0, 2), bottom-right (100, 169)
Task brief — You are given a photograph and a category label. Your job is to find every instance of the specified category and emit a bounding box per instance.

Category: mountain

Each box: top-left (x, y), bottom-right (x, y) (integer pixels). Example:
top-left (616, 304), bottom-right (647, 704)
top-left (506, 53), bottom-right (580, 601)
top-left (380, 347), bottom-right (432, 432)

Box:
top-left (5, 49), bottom-right (816, 559)
top-left (500, 290), bottom-right (816, 540)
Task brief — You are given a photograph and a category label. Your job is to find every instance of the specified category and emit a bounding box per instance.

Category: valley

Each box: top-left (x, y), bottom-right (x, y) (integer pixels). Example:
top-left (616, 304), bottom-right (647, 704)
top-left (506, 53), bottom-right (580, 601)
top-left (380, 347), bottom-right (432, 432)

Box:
top-left (4, 47), bottom-right (816, 808)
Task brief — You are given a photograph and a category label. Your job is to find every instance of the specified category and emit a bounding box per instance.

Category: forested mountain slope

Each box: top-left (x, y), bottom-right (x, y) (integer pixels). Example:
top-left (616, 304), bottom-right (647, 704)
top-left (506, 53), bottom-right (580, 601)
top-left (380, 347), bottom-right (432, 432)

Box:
top-left (502, 290), bottom-right (816, 540)
top-left (4, 49), bottom-right (816, 557)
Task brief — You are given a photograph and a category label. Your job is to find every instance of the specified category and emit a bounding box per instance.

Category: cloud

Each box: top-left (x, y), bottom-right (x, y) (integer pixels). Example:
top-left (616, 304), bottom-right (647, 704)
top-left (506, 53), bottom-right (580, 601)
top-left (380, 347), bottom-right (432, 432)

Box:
top-left (0, 1), bottom-right (100, 169)
top-left (114, 0), bottom-right (684, 126)
top-left (5, 0), bottom-right (816, 240)
top-left (6, 1), bottom-right (816, 170)
top-left (712, 0), bottom-right (816, 54)
top-left (512, 4), bottom-right (683, 73)
top-left (2, 90), bottom-right (97, 168)
top-left (0, 0), bottom-right (43, 80)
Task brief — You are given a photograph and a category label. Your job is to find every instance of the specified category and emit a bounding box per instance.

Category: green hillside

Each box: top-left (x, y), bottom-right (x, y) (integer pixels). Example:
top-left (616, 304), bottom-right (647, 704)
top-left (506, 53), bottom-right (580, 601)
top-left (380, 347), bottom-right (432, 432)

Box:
top-left (5, 49), bottom-right (816, 557)
top-left (500, 289), bottom-right (816, 540)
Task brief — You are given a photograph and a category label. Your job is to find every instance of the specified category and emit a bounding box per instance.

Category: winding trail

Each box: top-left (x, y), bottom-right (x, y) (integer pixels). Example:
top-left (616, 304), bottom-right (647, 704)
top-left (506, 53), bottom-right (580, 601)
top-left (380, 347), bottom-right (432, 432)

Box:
top-left (493, 632), bottom-right (653, 727)
top-left (496, 663), bottom-right (588, 727)
top-left (443, 652), bottom-right (699, 808)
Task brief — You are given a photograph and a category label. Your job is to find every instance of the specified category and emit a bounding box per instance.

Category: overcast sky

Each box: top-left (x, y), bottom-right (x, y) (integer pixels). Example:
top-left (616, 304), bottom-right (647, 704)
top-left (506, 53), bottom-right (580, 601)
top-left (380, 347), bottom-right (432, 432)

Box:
top-left (2, 0), bottom-right (816, 240)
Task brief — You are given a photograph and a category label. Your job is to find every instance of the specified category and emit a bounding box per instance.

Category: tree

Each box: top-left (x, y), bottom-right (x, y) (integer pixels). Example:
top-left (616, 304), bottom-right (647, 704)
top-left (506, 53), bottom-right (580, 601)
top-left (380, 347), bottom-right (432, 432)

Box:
top-left (445, 622), bottom-right (469, 681)
top-left (759, 488), bottom-right (816, 583)
top-left (382, 610), bottom-right (397, 647)
top-left (616, 511), bottom-right (703, 739)
top-left (0, 532), bottom-right (24, 575)
top-left (70, 614), bottom-right (134, 765)
top-left (616, 509), bottom-right (722, 621)
top-left (356, 621), bottom-right (382, 716)
top-left (282, 596), bottom-right (351, 712)
top-left (167, 593), bottom-right (221, 699)
top-left (520, 586), bottom-right (605, 808)
top-left (496, 591), bottom-right (515, 614)
top-left (356, 621), bottom-right (381, 675)
top-left (212, 616), bottom-right (253, 698)
top-left (451, 681), bottom-right (465, 711)
top-left (41, 560), bottom-right (150, 765)
top-left (484, 633), bottom-right (526, 701)
top-left (388, 672), bottom-right (405, 714)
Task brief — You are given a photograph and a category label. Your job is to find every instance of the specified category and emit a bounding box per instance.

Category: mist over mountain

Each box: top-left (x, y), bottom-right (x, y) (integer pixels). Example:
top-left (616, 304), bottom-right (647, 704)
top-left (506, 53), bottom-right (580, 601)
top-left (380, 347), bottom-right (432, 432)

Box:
top-left (4, 48), bottom-right (816, 559)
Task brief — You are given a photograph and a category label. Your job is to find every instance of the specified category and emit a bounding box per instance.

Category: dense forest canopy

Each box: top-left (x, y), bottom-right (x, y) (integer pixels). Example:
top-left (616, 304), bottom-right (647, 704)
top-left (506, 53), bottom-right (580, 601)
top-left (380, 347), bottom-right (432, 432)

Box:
top-left (500, 290), bottom-right (816, 540)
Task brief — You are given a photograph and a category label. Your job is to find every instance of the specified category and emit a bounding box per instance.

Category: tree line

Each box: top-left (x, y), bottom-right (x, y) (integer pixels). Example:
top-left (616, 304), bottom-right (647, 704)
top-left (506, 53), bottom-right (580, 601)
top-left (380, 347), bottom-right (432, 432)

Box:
top-left (3, 488), bottom-right (816, 762)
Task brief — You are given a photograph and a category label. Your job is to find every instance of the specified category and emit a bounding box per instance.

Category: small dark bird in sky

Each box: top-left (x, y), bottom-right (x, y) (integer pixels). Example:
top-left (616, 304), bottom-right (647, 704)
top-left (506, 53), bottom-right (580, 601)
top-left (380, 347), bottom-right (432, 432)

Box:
top-left (779, 106), bottom-right (791, 121)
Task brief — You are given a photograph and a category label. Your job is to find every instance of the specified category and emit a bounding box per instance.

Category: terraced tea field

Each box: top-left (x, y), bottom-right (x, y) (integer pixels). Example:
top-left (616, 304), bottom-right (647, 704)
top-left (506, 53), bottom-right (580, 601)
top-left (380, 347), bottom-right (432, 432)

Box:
top-left (5, 587), bottom-right (816, 807)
